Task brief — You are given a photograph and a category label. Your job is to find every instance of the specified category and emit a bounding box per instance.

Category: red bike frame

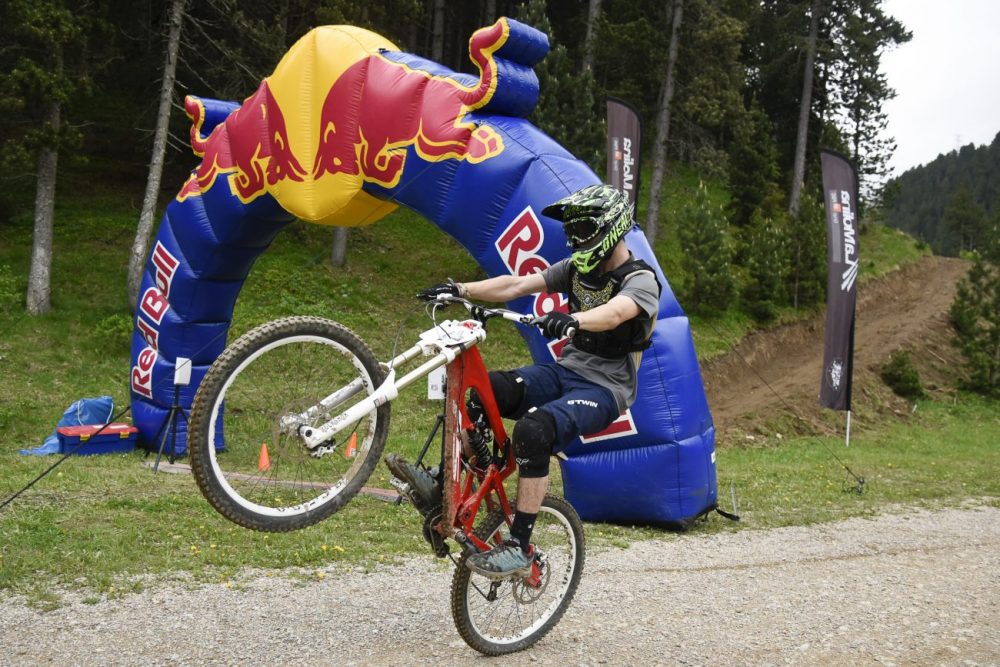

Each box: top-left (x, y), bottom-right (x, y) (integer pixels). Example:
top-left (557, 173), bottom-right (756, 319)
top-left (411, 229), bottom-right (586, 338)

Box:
top-left (441, 345), bottom-right (517, 551)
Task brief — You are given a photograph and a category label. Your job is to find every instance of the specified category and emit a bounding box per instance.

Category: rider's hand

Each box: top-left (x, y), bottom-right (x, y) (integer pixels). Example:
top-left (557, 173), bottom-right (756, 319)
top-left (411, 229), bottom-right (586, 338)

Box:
top-left (534, 311), bottom-right (578, 339)
top-left (417, 279), bottom-right (467, 302)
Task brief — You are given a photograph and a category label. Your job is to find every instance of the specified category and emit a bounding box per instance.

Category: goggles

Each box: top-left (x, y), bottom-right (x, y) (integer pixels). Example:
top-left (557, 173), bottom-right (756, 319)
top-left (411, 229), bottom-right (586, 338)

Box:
top-left (563, 215), bottom-right (603, 247)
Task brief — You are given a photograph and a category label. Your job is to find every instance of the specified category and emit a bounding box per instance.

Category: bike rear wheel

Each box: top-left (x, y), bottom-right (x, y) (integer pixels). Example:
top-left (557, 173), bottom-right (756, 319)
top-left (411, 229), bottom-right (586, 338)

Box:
top-left (450, 494), bottom-right (585, 655)
top-left (188, 316), bottom-right (389, 532)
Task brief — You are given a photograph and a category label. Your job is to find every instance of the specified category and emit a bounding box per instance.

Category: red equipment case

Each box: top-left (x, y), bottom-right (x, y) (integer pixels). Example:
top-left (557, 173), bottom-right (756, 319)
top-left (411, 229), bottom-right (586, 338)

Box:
top-left (57, 423), bottom-right (138, 456)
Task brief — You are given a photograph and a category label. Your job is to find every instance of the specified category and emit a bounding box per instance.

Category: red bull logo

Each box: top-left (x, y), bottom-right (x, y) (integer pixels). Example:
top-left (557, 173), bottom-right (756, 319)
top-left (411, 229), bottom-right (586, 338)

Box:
top-left (178, 82), bottom-right (305, 203)
top-left (131, 240), bottom-right (179, 398)
top-left (177, 19), bottom-right (511, 208)
top-left (313, 20), bottom-right (509, 188)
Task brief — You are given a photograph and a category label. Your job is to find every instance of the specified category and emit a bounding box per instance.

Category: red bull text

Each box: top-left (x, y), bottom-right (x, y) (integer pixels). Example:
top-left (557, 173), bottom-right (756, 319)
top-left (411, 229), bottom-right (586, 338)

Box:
top-left (131, 240), bottom-right (179, 399)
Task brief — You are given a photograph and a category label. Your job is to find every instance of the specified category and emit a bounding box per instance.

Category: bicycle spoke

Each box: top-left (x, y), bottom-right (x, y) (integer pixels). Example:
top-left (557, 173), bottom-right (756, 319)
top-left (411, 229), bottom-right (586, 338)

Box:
top-left (188, 318), bottom-right (389, 532)
top-left (452, 495), bottom-right (585, 655)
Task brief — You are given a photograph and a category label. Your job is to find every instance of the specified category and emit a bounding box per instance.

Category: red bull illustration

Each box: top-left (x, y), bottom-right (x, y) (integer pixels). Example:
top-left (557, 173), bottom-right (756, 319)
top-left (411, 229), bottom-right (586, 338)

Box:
top-left (130, 17), bottom-right (717, 525)
top-left (313, 21), bottom-right (508, 188)
top-left (178, 82), bottom-right (305, 203)
top-left (177, 20), bottom-right (513, 218)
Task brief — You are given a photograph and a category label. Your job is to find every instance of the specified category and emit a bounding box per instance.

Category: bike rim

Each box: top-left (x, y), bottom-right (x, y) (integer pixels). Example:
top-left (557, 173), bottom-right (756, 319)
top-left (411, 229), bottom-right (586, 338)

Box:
top-left (463, 505), bottom-right (579, 646)
top-left (206, 334), bottom-right (378, 518)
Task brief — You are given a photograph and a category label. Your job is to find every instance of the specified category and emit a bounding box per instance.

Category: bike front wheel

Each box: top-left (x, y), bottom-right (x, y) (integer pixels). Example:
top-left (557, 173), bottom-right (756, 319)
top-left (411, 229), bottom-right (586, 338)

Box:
top-left (188, 316), bottom-right (390, 532)
top-left (450, 494), bottom-right (585, 655)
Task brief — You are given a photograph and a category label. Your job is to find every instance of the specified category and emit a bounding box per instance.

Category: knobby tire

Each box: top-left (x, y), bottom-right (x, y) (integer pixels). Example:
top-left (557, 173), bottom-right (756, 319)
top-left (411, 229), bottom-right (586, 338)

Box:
top-left (450, 494), bottom-right (585, 655)
top-left (188, 316), bottom-right (389, 532)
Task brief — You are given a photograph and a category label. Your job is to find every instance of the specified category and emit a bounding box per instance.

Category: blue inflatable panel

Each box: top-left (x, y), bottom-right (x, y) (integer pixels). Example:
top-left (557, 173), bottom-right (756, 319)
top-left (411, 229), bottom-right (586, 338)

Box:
top-left (129, 181), bottom-right (294, 456)
top-left (561, 428), bottom-right (717, 525)
top-left (132, 395), bottom-right (223, 455)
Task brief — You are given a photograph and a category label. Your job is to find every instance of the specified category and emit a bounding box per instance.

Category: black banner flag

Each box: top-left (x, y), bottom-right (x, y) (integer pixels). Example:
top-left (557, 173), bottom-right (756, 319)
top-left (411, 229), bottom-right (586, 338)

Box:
top-left (606, 97), bottom-right (642, 214)
top-left (819, 150), bottom-right (860, 411)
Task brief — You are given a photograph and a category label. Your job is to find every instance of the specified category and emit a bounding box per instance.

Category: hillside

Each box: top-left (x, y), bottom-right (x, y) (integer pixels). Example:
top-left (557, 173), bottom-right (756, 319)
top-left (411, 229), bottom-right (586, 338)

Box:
top-left (703, 255), bottom-right (969, 443)
top-left (884, 133), bottom-right (1000, 254)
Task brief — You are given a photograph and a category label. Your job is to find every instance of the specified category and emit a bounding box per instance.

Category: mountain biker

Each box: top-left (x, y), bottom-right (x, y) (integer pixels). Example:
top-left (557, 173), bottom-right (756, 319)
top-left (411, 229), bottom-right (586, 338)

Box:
top-left (387, 183), bottom-right (660, 578)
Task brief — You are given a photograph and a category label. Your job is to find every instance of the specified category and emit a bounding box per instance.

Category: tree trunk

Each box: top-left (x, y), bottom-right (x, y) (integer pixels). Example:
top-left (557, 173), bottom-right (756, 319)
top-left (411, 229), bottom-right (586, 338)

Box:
top-left (485, 0), bottom-right (497, 24)
top-left (789, 0), bottom-right (820, 217)
top-left (582, 0), bottom-right (602, 72)
top-left (331, 228), bottom-right (348, 267)
top-left (431, 0), bottom-right (445, 62)
top-left (643, 0), bottom-right (683, 245)
top-left (26, 99), bottom-right (61, 315)
top-left (127, 0), bottom-right (187, 311)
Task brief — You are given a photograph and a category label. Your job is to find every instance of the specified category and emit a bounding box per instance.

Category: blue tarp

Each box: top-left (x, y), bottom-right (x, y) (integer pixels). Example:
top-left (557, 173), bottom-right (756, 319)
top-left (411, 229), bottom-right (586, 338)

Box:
top-left (19, 396), bottom-right (115, 455)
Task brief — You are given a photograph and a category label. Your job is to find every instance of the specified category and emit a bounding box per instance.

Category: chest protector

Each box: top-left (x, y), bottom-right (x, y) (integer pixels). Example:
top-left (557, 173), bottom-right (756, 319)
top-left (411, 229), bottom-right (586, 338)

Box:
top-left (569, 259), bottom-right (661, 358)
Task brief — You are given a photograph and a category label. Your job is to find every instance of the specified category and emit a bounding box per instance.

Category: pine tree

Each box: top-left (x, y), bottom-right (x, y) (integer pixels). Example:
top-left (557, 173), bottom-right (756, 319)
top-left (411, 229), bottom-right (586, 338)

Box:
top-left (671, 0), bottom-right (748, 176)
top-left (129, 0), bottom-right (188, 310)
top-left (941, 188), bottom-right (988, 256)
top-left (0, 0), bottom-right (107, 314)
top-left (677, 181), bottom-right (735, 312)
top-left (741, 209), bottom-right (789, 323)
top-left (828, 0), bottom-right (911, 205)
top-left (516, 0), bottom-right (603, 170)
top-left (727, 100), bottom-right (782, 228)
top-left (786, 191), bottom-right (827, 308)
top-left (950, 219), bottom-right (1000, 395)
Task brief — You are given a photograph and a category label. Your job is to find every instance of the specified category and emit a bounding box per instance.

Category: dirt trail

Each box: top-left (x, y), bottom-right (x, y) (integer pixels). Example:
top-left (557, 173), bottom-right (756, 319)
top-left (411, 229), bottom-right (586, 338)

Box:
top-left (701, 255), bottom-right (970, 441)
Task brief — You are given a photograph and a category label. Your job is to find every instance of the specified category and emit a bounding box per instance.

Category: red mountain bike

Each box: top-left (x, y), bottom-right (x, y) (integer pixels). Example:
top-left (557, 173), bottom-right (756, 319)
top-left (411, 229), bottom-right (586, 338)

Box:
top-left (188, 296), bottom-right (585, 654)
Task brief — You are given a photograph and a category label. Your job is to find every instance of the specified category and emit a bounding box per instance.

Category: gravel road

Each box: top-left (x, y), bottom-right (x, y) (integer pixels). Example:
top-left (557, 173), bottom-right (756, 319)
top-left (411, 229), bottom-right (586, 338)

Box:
top-left (3, 504), bottom-right (997, 666)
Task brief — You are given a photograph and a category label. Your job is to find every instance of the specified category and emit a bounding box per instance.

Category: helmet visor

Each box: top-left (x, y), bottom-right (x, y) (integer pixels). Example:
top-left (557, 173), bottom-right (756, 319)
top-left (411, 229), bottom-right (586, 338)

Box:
top-left (563, 216), bottom-right (602, 246)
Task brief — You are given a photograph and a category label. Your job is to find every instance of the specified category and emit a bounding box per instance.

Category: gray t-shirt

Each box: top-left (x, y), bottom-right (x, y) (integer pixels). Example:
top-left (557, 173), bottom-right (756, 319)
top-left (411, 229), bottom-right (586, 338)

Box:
top-left (542, 257), bottom-right (660, 412)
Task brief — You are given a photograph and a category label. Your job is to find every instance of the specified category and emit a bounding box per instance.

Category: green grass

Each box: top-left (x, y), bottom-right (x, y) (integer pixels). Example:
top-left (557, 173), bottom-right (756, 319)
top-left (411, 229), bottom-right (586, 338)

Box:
top-left (718, 395), bottom-right (1000, 527)
top-left (1, 391), bottom-right (996, 606)
top-left (0, 167), bottom-right (992, 607)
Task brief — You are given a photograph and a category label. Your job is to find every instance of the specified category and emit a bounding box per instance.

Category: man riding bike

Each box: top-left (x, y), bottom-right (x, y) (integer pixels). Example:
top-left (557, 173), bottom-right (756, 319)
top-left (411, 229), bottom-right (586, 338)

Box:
top-left (387, 183), bottom-right (660, 578)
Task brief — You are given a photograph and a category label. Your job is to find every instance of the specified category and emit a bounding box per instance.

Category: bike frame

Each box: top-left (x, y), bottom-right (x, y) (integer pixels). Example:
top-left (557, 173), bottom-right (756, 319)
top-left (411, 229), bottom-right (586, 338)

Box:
top-left (439, 327), bottom-right (544, 587)
top-left (290, 299), bottom-right (531, 555)
top-left (441, 343), bottom-right (518, 551)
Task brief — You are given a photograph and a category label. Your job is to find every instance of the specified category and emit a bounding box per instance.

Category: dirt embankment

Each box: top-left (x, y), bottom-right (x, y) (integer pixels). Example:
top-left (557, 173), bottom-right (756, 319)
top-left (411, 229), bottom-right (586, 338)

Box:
top-left (701, 255), bottom-right (970, 443)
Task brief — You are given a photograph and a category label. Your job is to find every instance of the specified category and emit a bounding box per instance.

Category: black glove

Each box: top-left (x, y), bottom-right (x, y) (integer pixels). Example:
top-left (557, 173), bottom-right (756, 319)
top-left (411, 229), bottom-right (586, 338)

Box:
top-left (534, 311), bottom-right (579, 340)
top-left (417, 278), bottom-right (465, 302)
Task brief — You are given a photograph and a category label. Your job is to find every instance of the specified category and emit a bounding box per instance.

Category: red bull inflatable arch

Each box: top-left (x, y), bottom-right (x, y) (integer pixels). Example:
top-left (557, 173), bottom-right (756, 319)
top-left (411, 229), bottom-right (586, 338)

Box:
top-left (130, 18), bottom-right (717, 525)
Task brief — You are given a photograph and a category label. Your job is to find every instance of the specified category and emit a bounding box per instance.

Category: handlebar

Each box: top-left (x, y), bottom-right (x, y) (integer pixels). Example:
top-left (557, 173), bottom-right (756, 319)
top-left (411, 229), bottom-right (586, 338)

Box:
top-left (426, 295), bottom-right (577, 338)
top-left (427, 295), bottom-right (535, 326)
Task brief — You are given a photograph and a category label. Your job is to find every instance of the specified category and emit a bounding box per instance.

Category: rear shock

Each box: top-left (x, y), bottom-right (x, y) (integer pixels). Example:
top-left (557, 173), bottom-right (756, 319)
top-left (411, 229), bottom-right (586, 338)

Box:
top-left (467, 424), bottom-right (494, 469)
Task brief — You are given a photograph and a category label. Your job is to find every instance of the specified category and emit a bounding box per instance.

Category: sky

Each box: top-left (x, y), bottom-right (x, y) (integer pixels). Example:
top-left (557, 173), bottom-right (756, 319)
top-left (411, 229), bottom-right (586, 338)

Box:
top-left (879, 0), bottom-right (1000, 176)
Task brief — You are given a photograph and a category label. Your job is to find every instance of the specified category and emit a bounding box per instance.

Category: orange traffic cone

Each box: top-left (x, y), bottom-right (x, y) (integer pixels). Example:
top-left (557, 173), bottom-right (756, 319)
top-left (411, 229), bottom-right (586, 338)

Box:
top-left (343, 432), bottom-right (358, 459)
top-left (259, 442), bottom-right (271, 471)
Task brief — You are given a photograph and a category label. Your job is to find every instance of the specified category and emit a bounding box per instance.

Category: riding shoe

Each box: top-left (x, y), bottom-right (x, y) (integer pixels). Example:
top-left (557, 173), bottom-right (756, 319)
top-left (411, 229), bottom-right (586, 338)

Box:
top-left (384, 453), bottom-right (440, 514)
top-left (465, 538), bottom-right (535, 579)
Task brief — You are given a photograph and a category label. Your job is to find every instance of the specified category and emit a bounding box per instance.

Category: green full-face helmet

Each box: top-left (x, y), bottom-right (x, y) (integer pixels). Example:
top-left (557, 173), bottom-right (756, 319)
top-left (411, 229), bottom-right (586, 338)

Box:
top-left (542, 184), bottom-right (633, 274)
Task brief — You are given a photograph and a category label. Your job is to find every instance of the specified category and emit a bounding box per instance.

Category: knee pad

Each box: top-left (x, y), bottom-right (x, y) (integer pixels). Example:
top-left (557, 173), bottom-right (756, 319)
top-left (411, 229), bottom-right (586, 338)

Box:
top-left (488, 370), bottom-right (525, 417)
top-left (512, 408), bottom-right (557, 478)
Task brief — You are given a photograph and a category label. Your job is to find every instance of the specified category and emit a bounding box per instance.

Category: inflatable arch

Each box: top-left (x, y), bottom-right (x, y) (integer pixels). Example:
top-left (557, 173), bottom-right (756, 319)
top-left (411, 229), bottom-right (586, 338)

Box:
top-left (130, 18), bottom-right (717, 524)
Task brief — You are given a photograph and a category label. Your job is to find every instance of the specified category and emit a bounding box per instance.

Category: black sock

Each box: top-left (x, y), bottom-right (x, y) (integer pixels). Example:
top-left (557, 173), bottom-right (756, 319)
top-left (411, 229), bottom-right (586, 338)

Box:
top-left (510, 511), bottom-right (537, 552)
